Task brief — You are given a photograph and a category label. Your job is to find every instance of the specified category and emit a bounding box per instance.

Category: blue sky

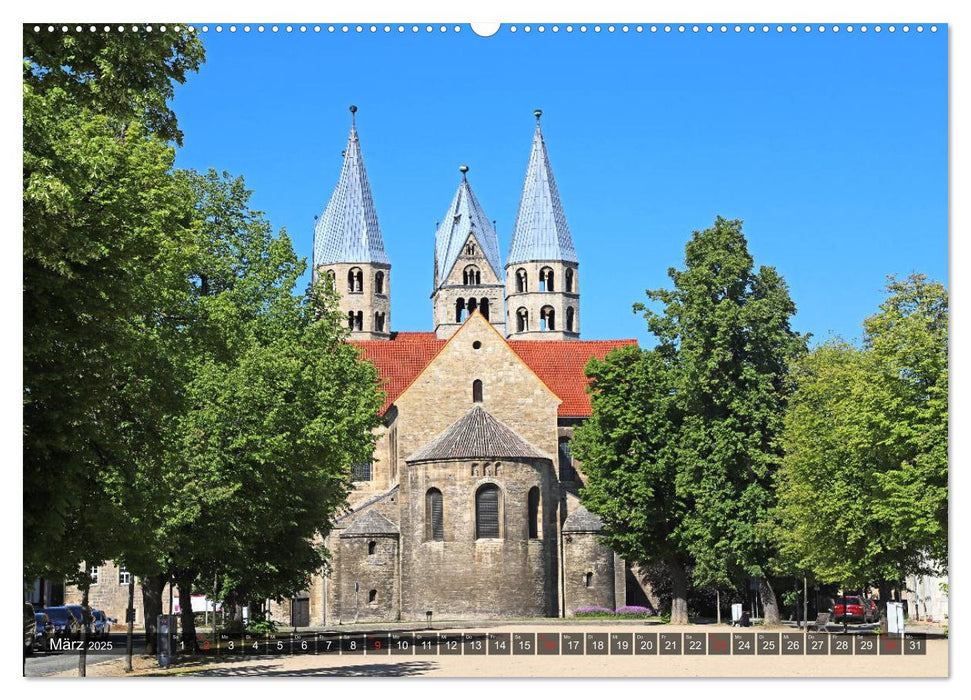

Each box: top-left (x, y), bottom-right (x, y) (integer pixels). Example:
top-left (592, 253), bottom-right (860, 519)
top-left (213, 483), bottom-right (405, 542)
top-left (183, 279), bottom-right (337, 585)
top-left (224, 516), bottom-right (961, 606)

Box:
top-left (171, 25), bottom-right (947, 345)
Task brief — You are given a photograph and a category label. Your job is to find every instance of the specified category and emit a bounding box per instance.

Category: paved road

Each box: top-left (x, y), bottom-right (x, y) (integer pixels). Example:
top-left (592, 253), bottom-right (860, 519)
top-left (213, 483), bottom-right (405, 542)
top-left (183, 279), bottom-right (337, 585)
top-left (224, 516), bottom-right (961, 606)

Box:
top-left (24, 634), bottom-right (147, 677)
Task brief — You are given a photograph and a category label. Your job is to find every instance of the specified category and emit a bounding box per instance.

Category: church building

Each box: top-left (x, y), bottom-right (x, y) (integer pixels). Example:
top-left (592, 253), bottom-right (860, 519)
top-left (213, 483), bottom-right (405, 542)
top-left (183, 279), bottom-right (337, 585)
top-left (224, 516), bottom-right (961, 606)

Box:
top-left (295, 106), bottom-right (640, 624)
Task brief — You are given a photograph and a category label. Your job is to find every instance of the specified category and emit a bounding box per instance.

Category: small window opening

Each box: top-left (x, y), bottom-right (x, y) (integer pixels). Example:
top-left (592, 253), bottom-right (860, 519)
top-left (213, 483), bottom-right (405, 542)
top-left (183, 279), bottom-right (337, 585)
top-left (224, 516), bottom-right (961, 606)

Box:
top-left (472, 379), bottom-right (483, 403)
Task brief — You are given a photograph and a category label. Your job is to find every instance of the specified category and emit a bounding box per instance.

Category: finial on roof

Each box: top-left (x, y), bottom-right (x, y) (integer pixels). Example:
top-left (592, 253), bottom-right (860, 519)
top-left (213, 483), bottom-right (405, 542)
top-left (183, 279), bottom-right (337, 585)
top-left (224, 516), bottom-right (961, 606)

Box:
top-left (349, 104), bottom-right (357, 125)
top-left (459, 164), bottom-right (469, 180)
top-left (534, 109), bottom-right (543, 123)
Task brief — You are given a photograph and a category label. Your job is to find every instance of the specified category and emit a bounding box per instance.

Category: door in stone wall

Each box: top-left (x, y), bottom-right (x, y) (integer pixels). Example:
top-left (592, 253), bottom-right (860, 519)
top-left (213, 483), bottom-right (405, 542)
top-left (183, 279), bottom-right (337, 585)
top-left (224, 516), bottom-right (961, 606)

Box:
top-left (292, 597), bottom-right (310, 628)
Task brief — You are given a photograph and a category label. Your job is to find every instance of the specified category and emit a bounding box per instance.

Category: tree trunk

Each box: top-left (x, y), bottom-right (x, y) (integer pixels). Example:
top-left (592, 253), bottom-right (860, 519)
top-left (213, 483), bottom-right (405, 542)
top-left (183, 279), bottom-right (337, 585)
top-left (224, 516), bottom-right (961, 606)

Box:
top-left (759, 578), bottom-right (781, 626)
top-left (141, 574), bottom-right (165, 655)
top-left (177, 574), bottom-right (198, 652)
top-left (877, 581), bottom-right (892, 633)
top-left (667, 557), bottom-right (689, 625)
top-left (78, 584), bottom-right (89, 677)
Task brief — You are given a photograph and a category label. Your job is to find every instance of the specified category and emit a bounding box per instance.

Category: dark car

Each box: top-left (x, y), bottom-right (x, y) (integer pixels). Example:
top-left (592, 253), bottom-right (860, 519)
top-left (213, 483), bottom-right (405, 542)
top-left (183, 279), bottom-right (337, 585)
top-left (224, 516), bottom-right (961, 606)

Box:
top-left (41, 606), bottom-right (81, 640)
top-left (863, 597), bottom-right (879, 620)
top-left (34, 612), bottom-right (55, 650)
top-left (24, 603), bottom-right (36, 656)
top-left (833, 596), bottom-right (874, 624)
top-left (91, 610), bottom-right (112, 638)
top-left (66, 604), bottom-right (94, 637)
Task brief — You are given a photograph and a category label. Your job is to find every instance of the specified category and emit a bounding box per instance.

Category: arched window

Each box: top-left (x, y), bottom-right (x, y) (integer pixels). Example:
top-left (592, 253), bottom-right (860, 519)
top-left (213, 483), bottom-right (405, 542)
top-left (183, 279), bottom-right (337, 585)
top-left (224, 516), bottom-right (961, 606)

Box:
top-left (347, 311), bottom-right (355, 330)
top-left (565, 268), bottom-right (574, 293)
top-left (558, 437), bottom-right (576, 482)
top-left (367, 541), bottom-right (376, 555)
top-left (516, 268), bottom-right (527, 293)
top-left (528, 487), bottom-right (540, 539)
top-left (475, 484), bottom-right (501, 539)
top-left (466, 241), bottom-right (477, 256)
top-left (463, 265), bottom-right (481, 285)
top-left (472, 379), bottom-right (483, 403)
top-left (348, 267), bottom-right (363, 293)
top-left (566, 306), bottom-right (575, 333)
top-left (584, 572), bottom-right (593, 588)
top-left (455, 298), bottom-right (465, 323)
top-left (540, 267), bottom-right (554, 292)
top-left (375, 312), bottom-right (385, 332)
top-left (374, 271), bottom-right (385, 295)
top-left (516, 308), bottom-right (528, 333)
top-left (426, 488), bottom-right (444, 541)
top-left (467, 298), bottom-right (478, 315)
top-left (480, 297), bottom-right (490, 321)
top-left (326, 269), bottom-right (336, 289)
top-left (354, 311), bottom-right (363, 331)
top-left (368, 589), bottom-right (377, 604)
top-left (540, 306), bottom-right (555, 331)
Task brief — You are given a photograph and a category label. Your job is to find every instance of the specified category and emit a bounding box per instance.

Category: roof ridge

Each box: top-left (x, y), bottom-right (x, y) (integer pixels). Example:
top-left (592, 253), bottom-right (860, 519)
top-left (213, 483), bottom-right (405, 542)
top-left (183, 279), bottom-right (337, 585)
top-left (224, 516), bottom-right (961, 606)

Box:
top-left (407, 404), bottom-right (546, 463)
top-left (335, 484), bottom-right (399, 523)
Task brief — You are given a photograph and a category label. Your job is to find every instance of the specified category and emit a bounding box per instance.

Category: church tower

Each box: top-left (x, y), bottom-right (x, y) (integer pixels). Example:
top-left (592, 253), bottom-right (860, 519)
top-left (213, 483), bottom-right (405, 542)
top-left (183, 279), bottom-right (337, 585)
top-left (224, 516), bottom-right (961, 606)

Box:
top-left (505, 110), bottom-right (580, 341)
top-left (432, 166), bottom-right (506, 339)
top-left (313, 105), bottom-right (391, 340)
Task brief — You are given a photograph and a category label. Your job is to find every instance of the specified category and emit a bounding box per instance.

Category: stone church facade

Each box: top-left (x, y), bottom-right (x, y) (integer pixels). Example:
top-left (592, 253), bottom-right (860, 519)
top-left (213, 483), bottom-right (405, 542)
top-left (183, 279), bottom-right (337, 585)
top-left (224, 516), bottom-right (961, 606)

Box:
top-left (290, 107), bottom-right (641, 625)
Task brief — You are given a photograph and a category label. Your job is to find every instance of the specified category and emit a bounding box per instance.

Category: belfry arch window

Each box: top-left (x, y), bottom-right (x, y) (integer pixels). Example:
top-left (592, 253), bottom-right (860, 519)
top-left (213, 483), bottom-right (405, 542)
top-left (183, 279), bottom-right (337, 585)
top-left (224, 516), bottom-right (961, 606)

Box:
top-left (472, 379), bottom-right (483, 403)
top-left (516, 268), bottom-right (528, 293)
top-left (540, 306), bottom-right (555, 331)
top-left (374, 271), bottom-right (385, 295)
top-left (456, 298), bottom-right (466, 323)
top-left (539, 267), bottom-right (554, 292)
top-left (516, 308), bottom-right (528, 333)
top-left (426, 488), bottom-right (444, 541)
top-left (353, 311), bottom-right (363, 331)
top-left (565, 268), bottom-right (574, 293)
top-left (467, 298), bottom-right (478, 316)
top-left (480, 297), bottom-right (490, 321)
top-left (463, 265), bottom-right (481, 285)
top-left (528, 487), bottom-right (541, 539)
top-left (466, 241), bottom-right (477, 256)
top-left (325, 269), bottom-right (336, 289)
top-left (566, 306), bottom-right (575, 333)
top-left (475, 484), bottom-right (501, 539)
top-left (348, 267), bottom-right (363, 293)
top-left (375, 312), bottom-right (385, 333)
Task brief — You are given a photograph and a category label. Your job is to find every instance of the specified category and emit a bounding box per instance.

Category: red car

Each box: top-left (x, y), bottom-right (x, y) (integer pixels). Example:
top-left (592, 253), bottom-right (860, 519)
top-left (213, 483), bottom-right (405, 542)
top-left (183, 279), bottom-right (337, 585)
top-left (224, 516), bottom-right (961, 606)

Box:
top-left (833, 596), bottom-right (875, 624)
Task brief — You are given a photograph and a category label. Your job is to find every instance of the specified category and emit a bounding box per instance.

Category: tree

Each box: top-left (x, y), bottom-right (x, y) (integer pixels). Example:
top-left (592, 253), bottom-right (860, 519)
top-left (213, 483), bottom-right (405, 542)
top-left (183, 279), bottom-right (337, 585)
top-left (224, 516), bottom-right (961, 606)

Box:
top-left (145, 170), bottom-right (384, 646)
top-left (573, 345), bottom-right (694, 623)
top-left (775, 275), bottom-right (947, 623)
top-left (23, 26), bottom-right (204, 581)
top-left (575, 217), bottom-right (806, 625)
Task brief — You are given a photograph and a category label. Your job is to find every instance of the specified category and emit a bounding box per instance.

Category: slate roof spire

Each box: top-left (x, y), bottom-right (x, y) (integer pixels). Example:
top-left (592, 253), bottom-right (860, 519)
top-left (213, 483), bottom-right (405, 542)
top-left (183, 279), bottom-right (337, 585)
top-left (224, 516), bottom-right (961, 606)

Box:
top-left (434, 165), bottom-right (502, 287)
top-left (313, 105), bottom-right (390, 267)
top-left (507, 110), bottom-right (578, 264)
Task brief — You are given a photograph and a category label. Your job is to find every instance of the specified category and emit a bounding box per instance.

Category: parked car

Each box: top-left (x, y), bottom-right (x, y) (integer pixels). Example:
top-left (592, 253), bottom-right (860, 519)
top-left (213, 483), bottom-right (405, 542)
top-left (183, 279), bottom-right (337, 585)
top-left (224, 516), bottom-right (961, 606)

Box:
top-left (34, 612), bottom-right (55, 650)
top-left (863, 597), bottom-right (879, 620)
top-left (41, 606), bottom-right (80, 640)
top-left (833, 596), bottom-right (874, 624)
top-left (66, 604), bottom-right (94, 637)
top-left (91, 610), bottom-right (112, 638)
top-left (24, 603), bottom-right (36, 656)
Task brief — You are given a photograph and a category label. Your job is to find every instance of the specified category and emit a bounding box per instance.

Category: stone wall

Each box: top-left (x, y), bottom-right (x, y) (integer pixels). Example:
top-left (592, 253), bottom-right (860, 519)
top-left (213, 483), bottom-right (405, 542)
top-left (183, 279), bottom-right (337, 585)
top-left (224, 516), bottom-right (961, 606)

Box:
top-left (505, 260), bottom-right (579, 340)
top-left (336, 534), bottom-right (399, 623)
top-left (317, 261), bottom-right (391, 340)
top-left (562, 532), bottom-right (616, 615)
top-left (399, 456), bottom-right (558, 620)
top-left (64, 561), bottom-right (175, 629)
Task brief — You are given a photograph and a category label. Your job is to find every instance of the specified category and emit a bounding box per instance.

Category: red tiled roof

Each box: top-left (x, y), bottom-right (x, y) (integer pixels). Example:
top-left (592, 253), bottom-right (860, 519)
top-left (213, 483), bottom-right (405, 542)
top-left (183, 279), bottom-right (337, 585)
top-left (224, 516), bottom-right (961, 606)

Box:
top-left (352, 332), bottom-right (637, 417)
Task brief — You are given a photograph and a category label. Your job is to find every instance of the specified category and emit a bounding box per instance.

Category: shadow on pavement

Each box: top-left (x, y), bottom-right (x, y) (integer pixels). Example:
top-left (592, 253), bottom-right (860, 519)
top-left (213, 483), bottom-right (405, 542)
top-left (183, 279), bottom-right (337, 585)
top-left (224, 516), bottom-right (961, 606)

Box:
top-left (194, 661), bottom-right (439, 677)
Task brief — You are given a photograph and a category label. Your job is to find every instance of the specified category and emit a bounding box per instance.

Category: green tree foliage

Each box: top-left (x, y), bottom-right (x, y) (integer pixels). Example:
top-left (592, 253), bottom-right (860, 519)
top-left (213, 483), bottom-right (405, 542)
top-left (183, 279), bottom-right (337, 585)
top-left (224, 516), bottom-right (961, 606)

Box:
top-left (574, 217), bottom-right (805, 624)
top-left (23, 26), bottom-right (204, 580)
top-left (775, 275), bottom-right (948, 600)
top-left (152, 171), bottom-right (384, 626)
